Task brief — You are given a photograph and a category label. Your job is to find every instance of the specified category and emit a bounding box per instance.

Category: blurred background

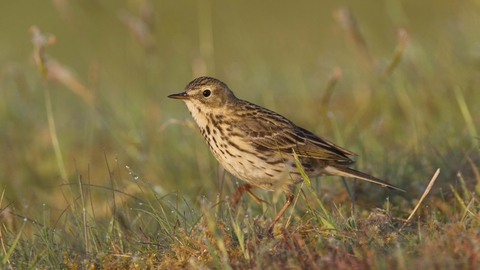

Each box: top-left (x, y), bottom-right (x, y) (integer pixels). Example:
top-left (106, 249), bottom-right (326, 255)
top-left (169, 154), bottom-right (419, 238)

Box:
top-left (0, 0), bottom-right (479, 223)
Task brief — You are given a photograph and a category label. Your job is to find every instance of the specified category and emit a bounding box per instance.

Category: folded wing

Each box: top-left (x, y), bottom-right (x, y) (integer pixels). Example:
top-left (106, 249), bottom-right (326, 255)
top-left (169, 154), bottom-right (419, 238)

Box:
top-left (237, 111), bottom-right (356, 165)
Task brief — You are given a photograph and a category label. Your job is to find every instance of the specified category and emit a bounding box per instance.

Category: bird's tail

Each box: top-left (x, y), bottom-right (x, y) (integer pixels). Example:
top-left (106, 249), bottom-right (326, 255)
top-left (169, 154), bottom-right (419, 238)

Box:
top-left (325, 166), bottom-right (405, 192)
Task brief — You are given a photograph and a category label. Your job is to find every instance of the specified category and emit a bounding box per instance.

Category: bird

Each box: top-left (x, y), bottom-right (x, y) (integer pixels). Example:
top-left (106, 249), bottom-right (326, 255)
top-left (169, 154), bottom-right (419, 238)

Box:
top-left (168, 76), bottom-right (404, 234)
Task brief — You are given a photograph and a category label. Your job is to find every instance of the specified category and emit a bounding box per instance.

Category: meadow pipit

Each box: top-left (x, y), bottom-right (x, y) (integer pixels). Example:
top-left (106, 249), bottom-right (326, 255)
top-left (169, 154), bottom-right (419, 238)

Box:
top-left (169, 76), bottom-right (404, 233)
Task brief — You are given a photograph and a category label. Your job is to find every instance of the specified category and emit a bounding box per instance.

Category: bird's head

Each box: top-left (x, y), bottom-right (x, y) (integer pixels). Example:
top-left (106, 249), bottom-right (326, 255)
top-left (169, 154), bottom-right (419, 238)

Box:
top-left (168, 76), bottom-right (237, 116)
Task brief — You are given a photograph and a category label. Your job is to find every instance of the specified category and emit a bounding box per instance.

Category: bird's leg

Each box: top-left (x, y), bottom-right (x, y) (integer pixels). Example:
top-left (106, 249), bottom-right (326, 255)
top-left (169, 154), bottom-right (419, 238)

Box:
top-left (267, 193), bottom-right (294, 234)
top-left (231, 184), bottom-right (269, 209)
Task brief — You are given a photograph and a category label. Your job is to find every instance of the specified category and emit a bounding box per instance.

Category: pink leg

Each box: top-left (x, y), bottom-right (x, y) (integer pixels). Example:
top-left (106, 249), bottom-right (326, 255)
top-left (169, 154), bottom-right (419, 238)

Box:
top-left (267, 193), bottom-right (294, 234)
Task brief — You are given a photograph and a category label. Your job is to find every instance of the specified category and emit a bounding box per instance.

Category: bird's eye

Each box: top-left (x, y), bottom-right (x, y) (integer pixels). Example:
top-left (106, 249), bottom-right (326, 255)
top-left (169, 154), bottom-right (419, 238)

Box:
top-left (203, 89), bottom-right (211, 97)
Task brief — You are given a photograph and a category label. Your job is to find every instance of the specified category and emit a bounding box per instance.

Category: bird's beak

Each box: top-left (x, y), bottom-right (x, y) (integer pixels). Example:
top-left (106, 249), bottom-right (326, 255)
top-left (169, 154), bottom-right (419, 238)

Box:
top-left (168, 92), bottom-right (190, 100)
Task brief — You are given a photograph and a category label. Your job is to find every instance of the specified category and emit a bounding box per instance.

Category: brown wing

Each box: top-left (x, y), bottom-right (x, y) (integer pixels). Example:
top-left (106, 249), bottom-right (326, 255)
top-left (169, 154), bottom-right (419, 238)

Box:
top-left (236, 107), bottom-right (356, 164)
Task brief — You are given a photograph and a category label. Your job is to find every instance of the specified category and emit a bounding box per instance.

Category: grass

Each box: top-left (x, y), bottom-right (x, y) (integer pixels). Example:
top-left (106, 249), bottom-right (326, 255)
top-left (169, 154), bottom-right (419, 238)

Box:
top-left (3, 165), bottom-right (479, 269)
top-left (1, 0), bottom-right (480, 268)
